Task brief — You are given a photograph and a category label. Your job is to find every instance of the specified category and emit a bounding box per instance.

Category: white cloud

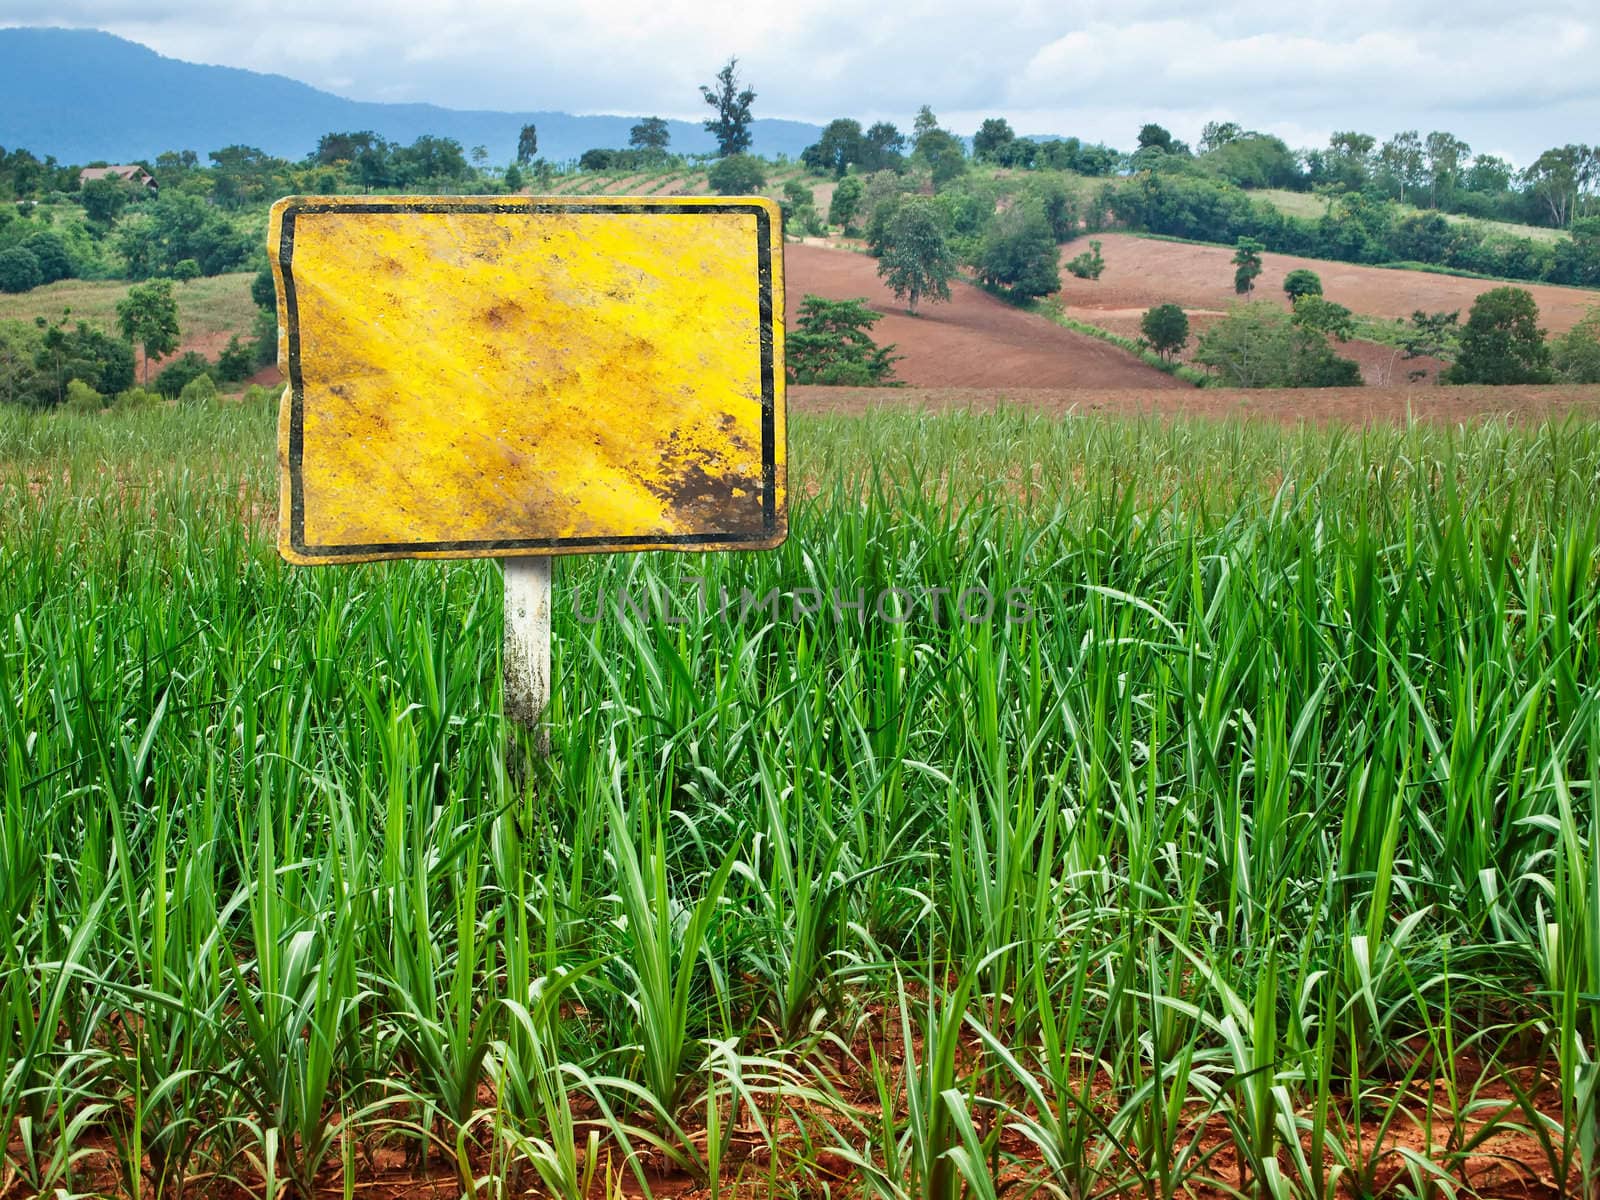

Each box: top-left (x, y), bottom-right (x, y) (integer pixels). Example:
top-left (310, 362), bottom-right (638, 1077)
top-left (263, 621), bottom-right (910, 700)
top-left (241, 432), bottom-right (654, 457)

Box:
top-left (7, 0), bottom-right (1597, 161)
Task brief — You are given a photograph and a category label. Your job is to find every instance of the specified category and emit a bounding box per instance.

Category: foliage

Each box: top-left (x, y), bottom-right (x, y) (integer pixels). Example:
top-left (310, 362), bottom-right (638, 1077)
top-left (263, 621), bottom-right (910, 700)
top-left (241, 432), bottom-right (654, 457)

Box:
top-left (215, 335), bottom-right (257, 383)
top-left (171, 258), bottom-right (201, 284)
top-left (1290, 294), bottom-right (1356, 341)
top-left (875, 197), bottom-right (955, 313)
top-left (700, 58), bottom-right (756, 157)
top-left (912, 129), bottom-right (967, 192)
top-left (629, 118), bottom-right (670, 153)
top-left (1064, 239), bottom-right (1105, 280)
top-left (971, 118), bottom-right (1017, 163)
top-left (3, 401), bottom-right (1598, 1197)
top-left (1140, 303), bottom-right (1190, 360)
top-left (976, 207), bottom-right (1061, 298)
top-left (0, 317), bottom-right (135, 408)
top-left (1232, 236), bottom-right (1264, 294)
top-left (79, 177), bottom-right (137, 225)
top-left (63, 378), bottom-right (103, 413)
top-left (517, 124), bottom-right (539, 165)
top-left (0, 247), bottom-right (42, 294)
top-left (1029, 178), bottom-right (1079, 242)
top-left (1552, 305), bottom-right (1600, 383)
top-left (828, 176), bottom-right (864, 232)
top-left (1400, 309), bottom-right (1462, 364)
top-left (1446, 287), bottom-right (1553, 384)
top-left (153, 350), bottom-right (213, 398)
top-left (112, 193), bottom-right (251, 279)
top-left (1282, 268), bottom-right (1322, 302)
top-left (785, 295), bottom-right (899, 385)
top-left (116, 278), bottom-right (180, 383)
top-left (20, 232), bottom-right (72, 285)
top-left (177, 371), bottom-right (218, 405)
top-left (252, 265), bottom-right (276, 311)
top-left (706, 155), bottom-right (766, 196)
top-left (1195, 301), bottom-right (1364, 386)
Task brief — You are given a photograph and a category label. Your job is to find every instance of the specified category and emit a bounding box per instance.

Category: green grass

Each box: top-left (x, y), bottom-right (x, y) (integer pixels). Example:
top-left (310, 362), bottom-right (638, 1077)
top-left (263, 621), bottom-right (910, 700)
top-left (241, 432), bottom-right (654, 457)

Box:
top-left (3, 399), bottom-right (1599, 1197)
top-left (0, 271), bottom-right (257, 341)
top-left (1255, 187), bottom-right (1571, 244)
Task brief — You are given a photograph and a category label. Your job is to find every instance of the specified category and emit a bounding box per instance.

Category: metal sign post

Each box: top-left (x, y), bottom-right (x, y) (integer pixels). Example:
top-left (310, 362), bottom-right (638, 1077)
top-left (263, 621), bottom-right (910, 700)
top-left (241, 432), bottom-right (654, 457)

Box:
top-left (268, 194), bottom-right (787, 746)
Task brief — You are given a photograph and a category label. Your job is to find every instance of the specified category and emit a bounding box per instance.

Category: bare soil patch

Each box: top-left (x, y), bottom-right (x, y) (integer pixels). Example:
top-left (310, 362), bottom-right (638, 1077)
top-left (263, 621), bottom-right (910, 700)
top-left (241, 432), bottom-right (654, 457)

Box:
top-left (785, 244), bottom-right (1185, 390)
top-left (1060, 234), bottom-right (1600, 332)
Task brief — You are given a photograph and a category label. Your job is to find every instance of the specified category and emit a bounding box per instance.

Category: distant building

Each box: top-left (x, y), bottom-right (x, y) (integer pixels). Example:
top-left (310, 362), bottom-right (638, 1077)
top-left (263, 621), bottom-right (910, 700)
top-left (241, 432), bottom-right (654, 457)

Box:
top-left (78, 165), bottom-right (158, 191)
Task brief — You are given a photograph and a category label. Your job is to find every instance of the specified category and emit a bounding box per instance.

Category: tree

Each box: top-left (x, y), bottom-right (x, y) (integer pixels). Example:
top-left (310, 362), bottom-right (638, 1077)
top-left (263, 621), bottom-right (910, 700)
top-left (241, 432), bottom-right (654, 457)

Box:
top-left (829, 175), bottom-right (865, 232)
top-left (861, 123), bottom-right (907, 173)
top-left (629, 117), bottom-right (670, 153)
top-left (1140, 304), bottom-right (1189, 360)
top-left (701, 58), bottom-right (756, 157)
top-left (1522, 145), bottom-right (1593, 228)
top-left (1137, 123), bottom-right (1175, 153)
top-left (1400, 310), bottom-right (1461, 369)
top-left (802, 119), bottom-right (865, 178)
top-left (253, 266), bottom-right (277, 310)
top-left (1552, 305), bottom-right (1600, 383)
top-left (1283, 269), bottom-right (1322, 303)
top-left (976, 207), bottom-right (1060, 298)
top-left (1232, 237), bottom-right (1264, 295)
top-left (912, 106), bottom-right (940, 145)
top-left (1424, 131), bottom-right (1470, 208)
top-left (1378, 130), bottom-right (1425, 203)
top-left (1446, 287), bottom-right (1552, 384)
top-left (1195, 302), bottom-right (1362, 387)
top-left (22, 232), bottom-right (72, 284)
top-left (117, 278), bottom-right (181, 384)
top-left (208, 144), bottom-right (285, 208)
top-left (912, 129), bottom-right (967, 191)
top-left (314, 131), bottom-right (381, 165)
top-left (0, 247), bottom-right (42, 294)
top-left (707, 154), bottom-right (766, 195)
top-left (1065, 240), bottom-right (1105, 280)
top-left (786, 295), bottom-right (899, 384)
top-left (876, 197), bottom-right (954, 313)
top-left (79, 176), bottom-right (132, 225)
top-left (504, 163), bottom-right (524, 192)
top-left (781, 179), bottom-right (821, 236)
top-left (1030, 179), bottom-right (1079, 241)
top-left (171, 259), bottom-right (201, 284)
top-left (972, 118), bottom-right (1017, 163)
top-left (1290, 295), bottom-right (1355, 341)
top-left (517, 124), bottom-right (539, 165)
top-left (1199, 121), bottom-right (1242, 153)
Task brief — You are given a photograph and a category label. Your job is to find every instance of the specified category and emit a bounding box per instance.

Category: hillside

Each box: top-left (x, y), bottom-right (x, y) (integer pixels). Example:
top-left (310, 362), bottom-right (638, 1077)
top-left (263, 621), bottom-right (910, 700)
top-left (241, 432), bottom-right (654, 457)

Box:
top-left (0, 28), bottom-right (824, 164)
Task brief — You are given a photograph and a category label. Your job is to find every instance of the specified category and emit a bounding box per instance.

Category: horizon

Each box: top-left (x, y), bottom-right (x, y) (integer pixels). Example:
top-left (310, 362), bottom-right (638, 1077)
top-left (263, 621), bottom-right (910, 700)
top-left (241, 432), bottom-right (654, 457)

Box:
top-left (3, 15), bottom-right (1593, 167)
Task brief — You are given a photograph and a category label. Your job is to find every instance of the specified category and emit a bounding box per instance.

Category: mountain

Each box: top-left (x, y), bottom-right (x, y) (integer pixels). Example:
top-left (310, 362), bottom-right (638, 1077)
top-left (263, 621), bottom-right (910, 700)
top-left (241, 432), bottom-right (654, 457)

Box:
top-left (0, 28), bottom-right (824, 165)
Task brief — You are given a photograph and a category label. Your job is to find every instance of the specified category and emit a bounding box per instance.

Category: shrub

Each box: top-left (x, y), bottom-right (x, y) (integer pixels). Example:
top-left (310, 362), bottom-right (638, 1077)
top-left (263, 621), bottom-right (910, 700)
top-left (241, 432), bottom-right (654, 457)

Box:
top-left (171, 258), bottom-right (201, 283)
top-left (1283, 268), bottom-right (1323, 302)
top-left (21, 231), bottom-right (73, 284)
top-left (154, 351), bottom-right (212, 398)
top-left (252, 265), bottom-right (277, 310)
top-left (1065, 239), bottom-right (1105, 280)
top-left (1446, 287), bottom-right (1552, 385)
top-left (241, 383), bottom-right (282, 407)
top-left (64, 379), bottom-right (104, 413)
top-left (707, 155), bottom-right (766, 196)
top-left (111, 386), bottom-right (158, 414)
top-left (215, 335), bottom-right (256, 382)
top-left (828, 175), bottom-right (864, 232)
top-left (785, 295), bottom-right (899, 385)
top-left (1551, 305), bottom-right (1600, 383)
top-left (0, 246), bottom-right (42, 293)
top-left (1232, 237), bottom-right (1264, 294)
top-left (1195, 302), bottom-right (1363, 388)
top-left (1140, 304), bottom-right (1190, 360)
top-left (177, 372), bottom-right (219, 406)
top-left (977, 208), bottom-right (1061, 299)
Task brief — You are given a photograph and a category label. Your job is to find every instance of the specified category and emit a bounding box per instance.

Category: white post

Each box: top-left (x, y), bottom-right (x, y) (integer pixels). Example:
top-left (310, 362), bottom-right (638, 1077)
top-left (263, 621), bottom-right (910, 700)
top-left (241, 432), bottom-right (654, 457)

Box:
top-left (503, 556), bottom-right (552, 751)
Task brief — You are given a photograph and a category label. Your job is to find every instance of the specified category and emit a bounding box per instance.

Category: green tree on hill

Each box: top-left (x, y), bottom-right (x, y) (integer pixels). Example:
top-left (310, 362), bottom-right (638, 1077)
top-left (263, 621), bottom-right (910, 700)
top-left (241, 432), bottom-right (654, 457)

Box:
top-left (701, 58), bottom-right (756, 157)
top-left (786, 295), bottom-right (899, 385)
top-left (707, 154), bottom-right (766, 196)
top-left (976, 206), bottom-right (1060, 298)
top-left (877, 197), bottom-right (954, 314)
top-left (1232, 237), bottom-right (1264, 295)
top-left (116, 278), bottom-right (180, 385)
top-left (1552, 305), bottom-right (1600, 383)
top-left (828, 176), bottom-right (865, 232)
top-left (629, 117), bottom-right (670, 154)
top-left (912, 128), bottom-right (967, 192)
top-left (1140, 304), bottom-right (1190, 361)
top-left (1283, 269), bottom-right (1322, 302)
top-left (0, 247), bottom-right (42, 294)
top-left (1446, 287), bottom-right (1552, 384)
top-left (972, 118), bottom-right (1017, 163)
top-left (517, 124), bottom-right (539, 165)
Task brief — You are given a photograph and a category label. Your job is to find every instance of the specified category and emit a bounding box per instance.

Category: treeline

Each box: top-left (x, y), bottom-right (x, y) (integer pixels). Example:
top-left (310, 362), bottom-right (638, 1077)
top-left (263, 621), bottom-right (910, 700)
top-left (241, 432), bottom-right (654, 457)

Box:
top-left (1113, 173), bottom-right (1600, 287)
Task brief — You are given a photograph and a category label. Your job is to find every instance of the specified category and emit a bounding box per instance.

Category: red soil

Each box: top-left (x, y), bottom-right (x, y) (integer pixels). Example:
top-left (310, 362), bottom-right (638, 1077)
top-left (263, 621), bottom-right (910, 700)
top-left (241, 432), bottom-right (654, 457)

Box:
top-left (784, 243), bottom-right (1185, 390)
top-left (1059, 233), bottom-right (1600, 332)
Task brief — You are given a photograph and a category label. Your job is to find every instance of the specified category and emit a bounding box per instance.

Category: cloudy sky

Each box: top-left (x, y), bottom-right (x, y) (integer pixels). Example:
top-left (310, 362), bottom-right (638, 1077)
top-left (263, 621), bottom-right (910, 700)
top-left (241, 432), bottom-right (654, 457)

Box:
top-left (8, 0), bottom-right (1598, 162)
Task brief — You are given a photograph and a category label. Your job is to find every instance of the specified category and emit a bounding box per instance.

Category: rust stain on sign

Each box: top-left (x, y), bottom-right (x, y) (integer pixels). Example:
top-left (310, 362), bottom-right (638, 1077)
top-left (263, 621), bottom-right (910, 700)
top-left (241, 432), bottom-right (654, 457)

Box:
top-left (268, 195), bottom-right (786, 564)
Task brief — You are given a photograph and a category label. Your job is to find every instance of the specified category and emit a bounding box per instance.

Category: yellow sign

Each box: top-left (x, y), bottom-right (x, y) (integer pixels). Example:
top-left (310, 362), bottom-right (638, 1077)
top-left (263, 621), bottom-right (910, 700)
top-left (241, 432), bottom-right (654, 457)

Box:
top-left (268, 195), bottom-right (786, 564)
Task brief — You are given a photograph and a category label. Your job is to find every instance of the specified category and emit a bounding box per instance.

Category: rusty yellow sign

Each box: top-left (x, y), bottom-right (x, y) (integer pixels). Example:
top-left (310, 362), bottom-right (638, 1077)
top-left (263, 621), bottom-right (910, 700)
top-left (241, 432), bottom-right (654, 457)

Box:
top-left (268, 195), bottom-right (786, 564)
